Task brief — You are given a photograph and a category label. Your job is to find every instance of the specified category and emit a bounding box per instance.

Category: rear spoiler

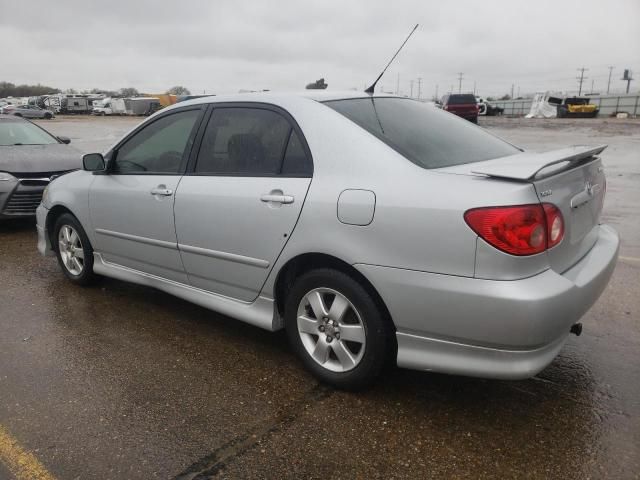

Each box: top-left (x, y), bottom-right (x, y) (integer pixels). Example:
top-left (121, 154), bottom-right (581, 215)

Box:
top-left (472, 145), bottom-right (607, 181)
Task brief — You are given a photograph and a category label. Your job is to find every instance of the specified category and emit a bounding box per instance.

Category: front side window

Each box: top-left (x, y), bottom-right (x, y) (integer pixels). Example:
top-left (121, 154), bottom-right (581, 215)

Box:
top-left (195, 107), bottom-right (301, 175)
top-left (325, 97), bottom-right (519, 169)
top-left (113, 109), bottom-right (200, 174)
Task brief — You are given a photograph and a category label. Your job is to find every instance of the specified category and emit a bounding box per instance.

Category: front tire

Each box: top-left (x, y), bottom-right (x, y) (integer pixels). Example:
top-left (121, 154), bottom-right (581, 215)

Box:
top-left (285, 268), bottom-right (393, 390)
top-left (53, 213), bottom-right (97, 285)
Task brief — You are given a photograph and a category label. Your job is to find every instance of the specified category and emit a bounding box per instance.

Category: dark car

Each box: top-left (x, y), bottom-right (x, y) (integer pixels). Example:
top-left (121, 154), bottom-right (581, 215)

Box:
top-left (440, 94), bottom-right (479, 123)
top-left (0, 116), bottom-right (81, 219)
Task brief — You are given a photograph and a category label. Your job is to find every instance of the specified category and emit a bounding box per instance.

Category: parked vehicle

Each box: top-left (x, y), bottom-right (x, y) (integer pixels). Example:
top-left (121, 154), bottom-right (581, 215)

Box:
top-left (61, 96), bottom-right (90, 114)
top-left (92, 98), bottom-right (113, 116)
top-left (440, 93), bottom-right (479, 123)
top-left (37, 92), bottom-right (619, 389)
top-left (0, 116), bottom-right (80, 219)
top-left (124, 97), bottom-right (161, 116)
top-left (527, 92), bottom-right (599, 119)
top-left (476, 97), bottom-right (504, 116)
top-left (2, 104), bottom-right (54, 119)
top-left (557, 97), bottom-right (599, 118)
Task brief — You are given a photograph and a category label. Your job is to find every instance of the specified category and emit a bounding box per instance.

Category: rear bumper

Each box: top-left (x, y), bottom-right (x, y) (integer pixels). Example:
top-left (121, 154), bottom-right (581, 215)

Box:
top-left (447, 110), bottom-right (478, 120)
top-left (355, 224), bottom-right (619, 379)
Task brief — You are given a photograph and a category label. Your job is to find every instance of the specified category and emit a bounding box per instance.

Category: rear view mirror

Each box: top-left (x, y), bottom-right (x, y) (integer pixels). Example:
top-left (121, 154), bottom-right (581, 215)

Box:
top-left (83, 153), bottom-right (105, 172)
top-left (58, 136), bottom-right (71, 144)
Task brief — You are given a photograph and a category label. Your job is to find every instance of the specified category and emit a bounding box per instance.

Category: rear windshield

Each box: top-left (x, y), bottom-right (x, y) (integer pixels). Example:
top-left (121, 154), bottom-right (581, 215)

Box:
top-left (0, 119), bottom-right (58, 146)
top-left (446, 94), bottom-right (477, 105)
top-left (324, 97), bottom-right (519, 169)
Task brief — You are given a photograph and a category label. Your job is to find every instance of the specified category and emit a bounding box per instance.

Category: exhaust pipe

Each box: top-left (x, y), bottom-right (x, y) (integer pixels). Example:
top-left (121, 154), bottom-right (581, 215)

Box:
top-left (570, 323), bottom-right (583, 336)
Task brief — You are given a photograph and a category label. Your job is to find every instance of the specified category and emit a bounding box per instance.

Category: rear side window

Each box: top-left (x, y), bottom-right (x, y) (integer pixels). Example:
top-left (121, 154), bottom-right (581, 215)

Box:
top-left (446, 94), bottom-right (477, 105)
top-left (195, 107), bottom-right (311, 176)
top-left (114, 109), bottom-right (200, 174)
top-left (281, 130), bottom-right (313, 175)
top-left (324, 97), bottom-right (518, 169)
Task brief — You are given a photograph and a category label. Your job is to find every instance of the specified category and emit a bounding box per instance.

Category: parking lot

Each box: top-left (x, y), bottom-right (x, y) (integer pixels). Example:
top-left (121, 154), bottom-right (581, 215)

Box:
top-left (1, 115), bottom-right (639, 479)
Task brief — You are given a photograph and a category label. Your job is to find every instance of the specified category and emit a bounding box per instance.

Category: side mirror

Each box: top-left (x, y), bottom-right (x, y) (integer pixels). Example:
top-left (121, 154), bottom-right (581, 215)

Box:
top-left (58, 136), bottom-right (71, 144)
top-left (83, 153), bottom-right (106, 172)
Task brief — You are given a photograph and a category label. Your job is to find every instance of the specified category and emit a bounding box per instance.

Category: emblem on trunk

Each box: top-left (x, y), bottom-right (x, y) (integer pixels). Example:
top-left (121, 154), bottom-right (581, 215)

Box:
top-left (586, 181), bottom-right (601, 196)
top-left (540, 189), bottom-right (553, 197)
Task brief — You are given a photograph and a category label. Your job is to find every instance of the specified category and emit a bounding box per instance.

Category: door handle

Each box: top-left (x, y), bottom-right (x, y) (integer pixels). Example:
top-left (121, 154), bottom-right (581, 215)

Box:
top-left (260, 194), bottom-right (294, 204)
top-left (150, 187), bottom-right (173, 196)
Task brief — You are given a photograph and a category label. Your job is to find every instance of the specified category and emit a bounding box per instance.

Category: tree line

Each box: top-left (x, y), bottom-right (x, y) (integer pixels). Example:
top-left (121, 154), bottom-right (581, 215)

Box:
top-left (1, 82), bottom-right (191, 98)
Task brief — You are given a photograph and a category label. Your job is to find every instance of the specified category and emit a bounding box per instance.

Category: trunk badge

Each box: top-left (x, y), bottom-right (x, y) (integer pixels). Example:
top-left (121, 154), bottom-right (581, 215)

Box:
top-left (586, 181), bottom-right (601, 196)
top-left (540, 189), bottom-right (553, 197)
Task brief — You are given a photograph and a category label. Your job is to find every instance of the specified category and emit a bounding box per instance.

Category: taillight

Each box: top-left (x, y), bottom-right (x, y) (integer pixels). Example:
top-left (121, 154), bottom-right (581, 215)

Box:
top-left (543, 204), bottom-right (564, 248)
top-left (464, 204), bottom-right (564, 256)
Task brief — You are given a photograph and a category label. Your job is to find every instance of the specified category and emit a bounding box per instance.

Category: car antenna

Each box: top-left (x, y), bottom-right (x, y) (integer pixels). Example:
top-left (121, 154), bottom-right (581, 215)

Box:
top-left (365, 24), bottom-right (419, 94)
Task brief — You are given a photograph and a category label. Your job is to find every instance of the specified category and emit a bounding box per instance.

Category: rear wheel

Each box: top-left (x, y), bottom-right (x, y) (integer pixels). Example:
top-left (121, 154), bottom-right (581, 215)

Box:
top-left (53, 213), bottom-right (97, 285)
top-left (44, 112), bottom-right (53, 119)
top-left (285, 268), bottom-right (392, 390)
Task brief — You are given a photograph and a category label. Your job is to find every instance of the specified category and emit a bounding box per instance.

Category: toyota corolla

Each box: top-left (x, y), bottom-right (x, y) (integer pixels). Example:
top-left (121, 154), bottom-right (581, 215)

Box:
top-left (36, 92), bottom-right (619, 389)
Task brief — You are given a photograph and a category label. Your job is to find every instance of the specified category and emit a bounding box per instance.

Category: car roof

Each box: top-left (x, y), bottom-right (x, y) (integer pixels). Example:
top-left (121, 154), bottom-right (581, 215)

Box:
top-left (174, 90), bottom-right (404, 108)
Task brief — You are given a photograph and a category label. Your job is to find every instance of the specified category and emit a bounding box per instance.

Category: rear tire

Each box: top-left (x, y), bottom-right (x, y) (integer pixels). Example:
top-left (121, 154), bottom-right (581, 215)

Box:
top-left (44, 112), bottom-right (53, 119)
top-left (53, 213), bottom-right (97, 286)
top-left (285, 268), bottom-right (393, 390)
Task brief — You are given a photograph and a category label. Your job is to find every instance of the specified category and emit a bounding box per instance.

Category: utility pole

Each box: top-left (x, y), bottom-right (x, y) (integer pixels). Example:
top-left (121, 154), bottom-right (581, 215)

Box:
top-left (473, 81), bottom-right (476, 96)
top-left (577, 67), bottom-right (588, 96)
top-left (516, 86), bottom-right (520, 98)
top-left (457, 72), bottom-right (464, 93)
top-left (396, 72), bottom-right (400, 95)
top-left (434, 84), bottom-right (439, 101)
top-left (510, 84), bottom-right (514, 99)
top-left (590, 79), bottom-right (594, 94)
top-left (607, 66), bottom-right (614, 94)
top-left (410, 80), bottom-right (414, 98)
top-left (417, 77), bottom-right (422, 99)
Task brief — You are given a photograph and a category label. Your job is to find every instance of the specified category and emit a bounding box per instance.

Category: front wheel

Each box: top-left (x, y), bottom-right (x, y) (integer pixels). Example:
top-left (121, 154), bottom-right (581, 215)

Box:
top-left (285, 268), bottom-right (393, 390)
top-left (53, 213), bottom-right (97, 285)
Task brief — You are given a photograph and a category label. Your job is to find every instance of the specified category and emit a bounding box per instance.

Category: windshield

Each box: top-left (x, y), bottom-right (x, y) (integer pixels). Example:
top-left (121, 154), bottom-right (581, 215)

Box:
top-left (324, 97), bottom-right (519, 169)
top-left (0, 119), bottom-right (59, 146)
top-left (446, 94), bottom-right (477, 105)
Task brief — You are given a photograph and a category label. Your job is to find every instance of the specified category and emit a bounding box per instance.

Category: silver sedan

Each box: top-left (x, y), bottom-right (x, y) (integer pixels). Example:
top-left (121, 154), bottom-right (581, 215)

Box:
top-left (2, 104), bottom-right (54, 119)
top-left (36, 92), bottom-right (619, 389)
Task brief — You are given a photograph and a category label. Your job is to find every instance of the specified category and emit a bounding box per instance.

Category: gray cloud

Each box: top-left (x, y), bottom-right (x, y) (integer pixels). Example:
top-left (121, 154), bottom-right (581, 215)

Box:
top-left (2, 0), bottom-right (639, 97)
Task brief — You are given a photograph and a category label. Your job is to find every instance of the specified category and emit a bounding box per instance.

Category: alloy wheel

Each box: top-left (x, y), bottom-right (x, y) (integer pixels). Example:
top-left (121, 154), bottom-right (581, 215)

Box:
top-left (296, 288), bottom-right (366, 372)
top-left (58, 225), bottom-right (84, 275)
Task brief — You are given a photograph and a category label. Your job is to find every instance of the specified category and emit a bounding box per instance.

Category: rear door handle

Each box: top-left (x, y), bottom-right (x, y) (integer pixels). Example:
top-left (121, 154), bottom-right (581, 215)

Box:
top-left (260, 194), bottom-right (294, 204)
top-left (150, 187), bottom-right (173, 196)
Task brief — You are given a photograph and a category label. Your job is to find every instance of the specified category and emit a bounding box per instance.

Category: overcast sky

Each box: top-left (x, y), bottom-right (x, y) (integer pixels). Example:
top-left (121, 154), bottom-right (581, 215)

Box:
top-left (1, 0), bottom-right (639, 98)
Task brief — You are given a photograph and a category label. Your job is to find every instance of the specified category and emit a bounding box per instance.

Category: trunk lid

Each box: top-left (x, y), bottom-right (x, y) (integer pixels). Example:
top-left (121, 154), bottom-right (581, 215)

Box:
top-left (441, 145), bottom-right (607, 273)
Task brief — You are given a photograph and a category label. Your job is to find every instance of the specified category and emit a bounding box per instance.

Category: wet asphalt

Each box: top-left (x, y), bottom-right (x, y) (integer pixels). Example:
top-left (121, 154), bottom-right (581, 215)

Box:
top-left (0, 116), bottom-right (638, 479)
